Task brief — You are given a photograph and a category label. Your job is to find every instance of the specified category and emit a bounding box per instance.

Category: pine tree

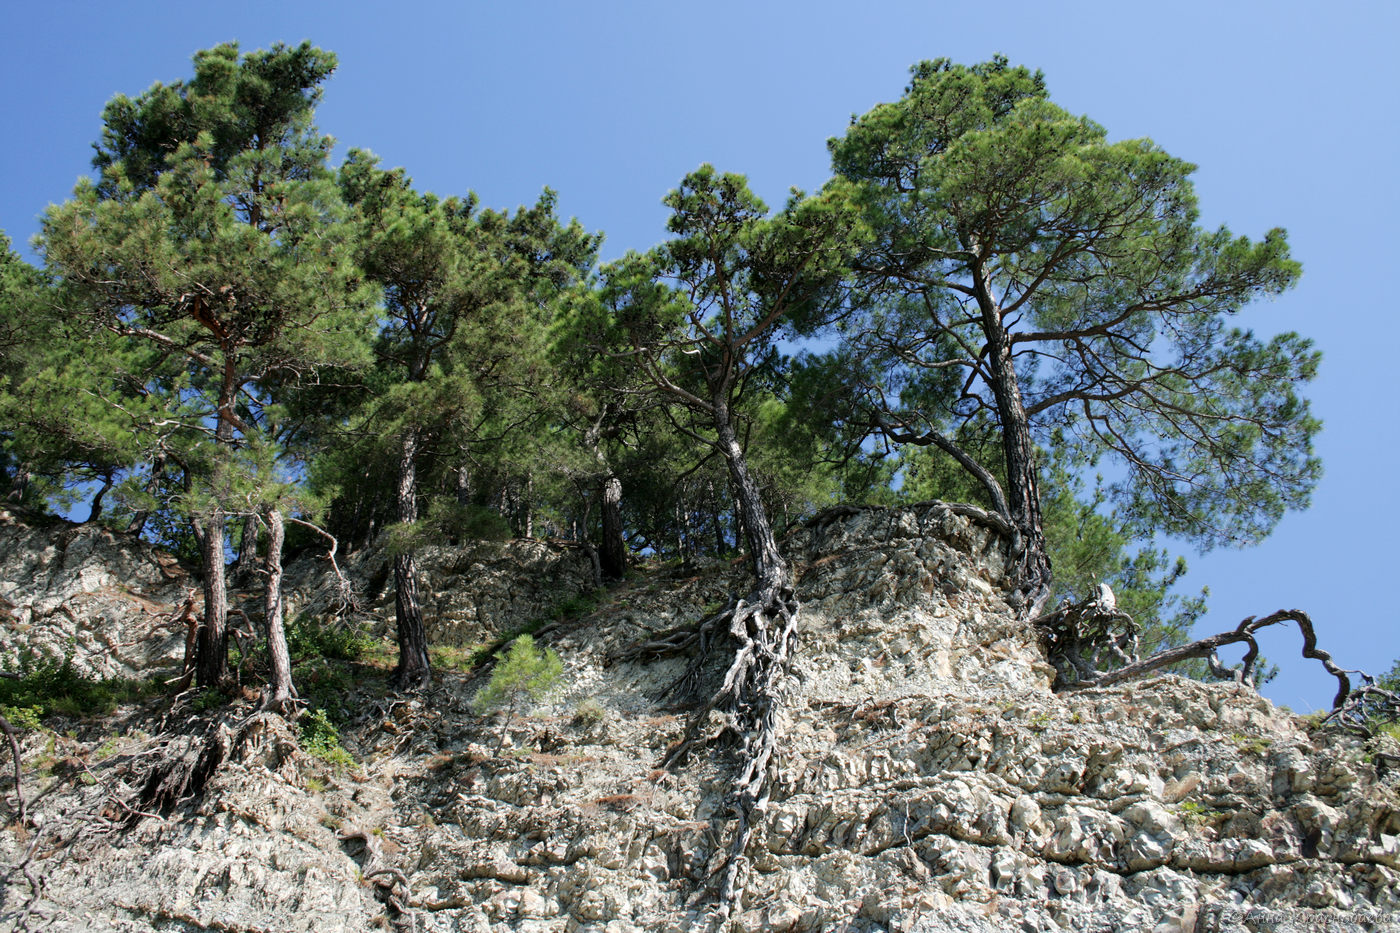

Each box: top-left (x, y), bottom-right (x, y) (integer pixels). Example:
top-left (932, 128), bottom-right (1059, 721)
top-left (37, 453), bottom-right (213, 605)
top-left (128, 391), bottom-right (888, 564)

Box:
top-left (338, 152), bottom-right (598, 688)
top-left (41, 43), bottom-right (372, 693)
top-left (830, 57), bottom-right (1318, 617)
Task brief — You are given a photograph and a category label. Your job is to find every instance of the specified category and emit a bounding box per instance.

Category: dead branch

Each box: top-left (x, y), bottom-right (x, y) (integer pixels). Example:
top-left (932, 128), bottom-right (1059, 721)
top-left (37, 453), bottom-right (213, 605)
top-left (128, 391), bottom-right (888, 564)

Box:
top-left (161, 589), bottom-right (201, 692)
top-left (286, 516), bottom-right (356, 618)
top-left (1045, 602), bottom-right (1398, 731)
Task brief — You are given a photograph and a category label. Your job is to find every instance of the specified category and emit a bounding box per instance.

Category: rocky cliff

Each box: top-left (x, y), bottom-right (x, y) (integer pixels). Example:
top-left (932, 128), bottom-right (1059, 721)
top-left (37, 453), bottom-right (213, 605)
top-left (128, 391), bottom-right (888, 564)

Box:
top-left (0, 505), bottom-right (1396, 932)
top-left (0, 508), bottom-right (189, 679)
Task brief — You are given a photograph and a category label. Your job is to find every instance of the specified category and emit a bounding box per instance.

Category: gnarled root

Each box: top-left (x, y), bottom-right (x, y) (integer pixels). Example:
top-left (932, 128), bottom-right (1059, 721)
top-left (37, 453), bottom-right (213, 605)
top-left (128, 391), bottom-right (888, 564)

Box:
top-left (609, 597), bottom-right (739, 702)
top-left (1037, 585), bottom-right (1139, 689)
top-left (120, 709), bottom-right (302, 825)
top-left (342, 827), bottom-right (415, 929)
top-left (1048, 606), bottom-right (1398, 731)
top-left (127, 715), bottom-right (232, 821)
top-left (615, 579), bottom-right (800, 918)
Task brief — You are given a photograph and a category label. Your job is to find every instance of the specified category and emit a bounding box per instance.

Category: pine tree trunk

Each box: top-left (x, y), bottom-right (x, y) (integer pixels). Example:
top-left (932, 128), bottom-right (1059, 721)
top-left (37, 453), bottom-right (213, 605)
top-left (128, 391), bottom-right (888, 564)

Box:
top-left (195, 508), bottom-right (229, 688)
top-left (393, 428), bottom-right (431, 688)
top-left (195, 362), bottom-right (240, 687)
top-left (599, 474), bottom-right (625, 581)
top-left (972, 256), bottom-right (1052, 616)
top-left (704, 405), bottom-right (799, 907)
top-left (455, 464), bottom-right (471, 507)
top-left (261, 505), bottom-right (295, 709)
top-left (716, 416), bottom-right (788, 589)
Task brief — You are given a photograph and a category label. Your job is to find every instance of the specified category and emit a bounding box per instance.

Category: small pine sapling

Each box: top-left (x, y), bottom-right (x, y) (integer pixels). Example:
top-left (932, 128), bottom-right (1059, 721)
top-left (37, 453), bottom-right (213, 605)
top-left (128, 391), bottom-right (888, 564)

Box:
top-left (472, 635), bottom-right (563, 752)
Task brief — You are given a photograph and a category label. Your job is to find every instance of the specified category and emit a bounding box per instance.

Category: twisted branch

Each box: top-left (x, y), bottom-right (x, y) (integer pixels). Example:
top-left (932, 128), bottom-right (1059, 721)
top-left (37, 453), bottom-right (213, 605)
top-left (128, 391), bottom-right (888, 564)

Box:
top-left (1043, 602), bottom-right (1397, 733)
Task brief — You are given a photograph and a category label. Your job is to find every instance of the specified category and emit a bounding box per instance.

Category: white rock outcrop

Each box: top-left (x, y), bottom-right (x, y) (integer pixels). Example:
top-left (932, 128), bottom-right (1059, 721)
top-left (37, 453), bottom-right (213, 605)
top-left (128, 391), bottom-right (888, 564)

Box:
top-left (0, 508), bottom-right (189, 678)
top-left (2, 504), bottom-right (1396, 932)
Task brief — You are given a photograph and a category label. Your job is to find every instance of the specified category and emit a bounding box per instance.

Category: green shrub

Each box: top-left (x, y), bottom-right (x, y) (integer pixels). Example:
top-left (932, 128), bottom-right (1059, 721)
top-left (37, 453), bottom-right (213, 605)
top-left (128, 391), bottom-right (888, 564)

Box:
top-left (286, 617), bottom-right (373, 663)
top-left (299, 708), bottom-right (356, 770)
top-left (190, 687), bottom-right (228, 712)
top-left (386, 503), bottom-right (511, 557)
top-left (1176, 800), bottom-right (1221, 828)
top-left (0, 705), bottom-right (43, 732)
top-left (572, 698), bottom-right (606, 728)
top-left (472, 635), bottom-right (563, 751)
top-left (0, 650), bottom-right (152, 724)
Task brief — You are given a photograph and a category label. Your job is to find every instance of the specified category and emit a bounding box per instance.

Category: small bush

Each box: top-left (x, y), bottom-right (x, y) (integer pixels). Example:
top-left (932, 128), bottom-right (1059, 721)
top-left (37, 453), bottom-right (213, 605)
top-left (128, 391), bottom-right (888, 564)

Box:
top-left (430, 643), bottom-right (486, 673)
top-left (386, 503), bottom-right (511, 557)
top-left (472, 635), bottom-right (563, 750)
top-left (286, 617), bottom-right (373, 663)
top-left (0, 650), bottom-right (152, 725)
top-left (191, 687), bottom-right (228, 712)
top-left (299, 708), bottom-right (356, 770)
top-left (1, 705), bottom-right (43, 732)
top-left (1229, 733), bottom-right (1271, 756)
top-left (1176, 800), bottom-right (1225, 829)
top-left (573, 698), bottom-right (606, 728)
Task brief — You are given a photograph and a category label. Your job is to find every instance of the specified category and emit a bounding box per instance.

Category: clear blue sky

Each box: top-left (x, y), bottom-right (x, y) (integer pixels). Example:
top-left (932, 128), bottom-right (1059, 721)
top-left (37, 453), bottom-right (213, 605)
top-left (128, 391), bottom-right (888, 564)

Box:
top-left (3, 0), bottom-right (1396, 711)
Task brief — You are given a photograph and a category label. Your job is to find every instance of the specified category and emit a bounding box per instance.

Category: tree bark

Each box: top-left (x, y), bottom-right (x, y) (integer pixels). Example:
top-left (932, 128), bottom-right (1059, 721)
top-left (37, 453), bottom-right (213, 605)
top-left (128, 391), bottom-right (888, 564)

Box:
top-left (194, 357), bottom-right (240, 688)
top-left (455, 464), bottom-right (471, 507)
top-left (261, 505), bottom-right (295, 710)
top-left (599, 474), bottom-right (625, 582)
top-left (971, 254), bottom-right (1052, 616)
top-left (393, 428), bottom-right (431, 688)
top-left (717, 416), bottom-right (787, 587)
top-left (194, 508), bottom-right (229, 688)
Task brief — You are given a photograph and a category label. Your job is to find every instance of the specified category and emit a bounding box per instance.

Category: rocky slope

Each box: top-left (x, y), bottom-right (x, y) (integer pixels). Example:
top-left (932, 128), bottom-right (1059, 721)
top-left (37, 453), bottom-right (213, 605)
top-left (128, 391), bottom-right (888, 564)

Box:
top-left (0, 508), bottom-right (189, 679)
top-left (0, 505), bottom-right (1396, 932)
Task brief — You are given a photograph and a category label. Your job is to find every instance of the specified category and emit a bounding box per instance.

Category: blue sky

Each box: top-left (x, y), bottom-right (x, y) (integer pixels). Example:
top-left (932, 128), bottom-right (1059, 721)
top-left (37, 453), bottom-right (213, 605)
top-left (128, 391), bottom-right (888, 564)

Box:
top-left (2, 0), bottom-right (1396, 710)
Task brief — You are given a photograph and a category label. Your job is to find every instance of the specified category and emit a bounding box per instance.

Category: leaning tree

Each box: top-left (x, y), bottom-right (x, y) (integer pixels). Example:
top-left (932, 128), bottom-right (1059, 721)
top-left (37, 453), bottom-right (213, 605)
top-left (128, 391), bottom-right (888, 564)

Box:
top-left (829, 57), bottom-right (1320, 620)
top-left (596, 166), bottom-right (861, 910)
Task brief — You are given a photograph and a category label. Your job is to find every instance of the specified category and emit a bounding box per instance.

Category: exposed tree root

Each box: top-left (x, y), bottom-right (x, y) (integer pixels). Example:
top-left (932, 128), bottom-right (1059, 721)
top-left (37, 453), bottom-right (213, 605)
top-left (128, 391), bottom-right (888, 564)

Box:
top-left (0, 827), bottom-right (55, 932)
top-left (128, 715), bottom-right (232, 821)
top-left (1042, 597), bottom-right (1399, 730)
top-left (117, 709), bottom-right (302, 826)
top-left (342, 827), bottom-right (416, 930)
top-left (1036, 585), bottom-right (1139, 689)
top-left (609, 597), bottom-right (740, 702)
top-left (613, 578), bottom-right (800, 919)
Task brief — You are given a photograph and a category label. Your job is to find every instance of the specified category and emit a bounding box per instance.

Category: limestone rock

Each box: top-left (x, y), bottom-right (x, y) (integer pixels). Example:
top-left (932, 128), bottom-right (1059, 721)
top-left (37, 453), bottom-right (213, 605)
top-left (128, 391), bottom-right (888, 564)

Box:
top-left (2, 503), bottom-right (1397, 932)
top-left (0, 507), bottom-right (189, 678)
